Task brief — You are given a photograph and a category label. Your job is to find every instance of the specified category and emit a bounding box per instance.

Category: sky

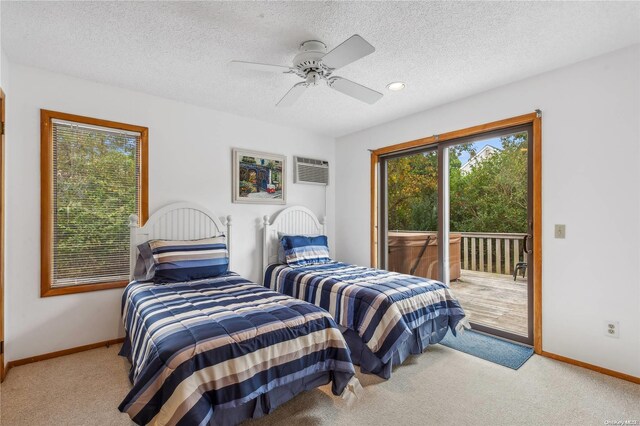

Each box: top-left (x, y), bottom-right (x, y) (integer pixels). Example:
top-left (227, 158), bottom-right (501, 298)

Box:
top-left (456, 136), bottom-right (502, 165)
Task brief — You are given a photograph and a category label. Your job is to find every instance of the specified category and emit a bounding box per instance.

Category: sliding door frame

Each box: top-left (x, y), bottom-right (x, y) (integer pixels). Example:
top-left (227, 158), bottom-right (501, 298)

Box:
top-left (439, 123), bottom-right (534, 345)
top-left (370, 112), bottom-right (543, 353)
top-left (0, 88), bottom-right (5, 381)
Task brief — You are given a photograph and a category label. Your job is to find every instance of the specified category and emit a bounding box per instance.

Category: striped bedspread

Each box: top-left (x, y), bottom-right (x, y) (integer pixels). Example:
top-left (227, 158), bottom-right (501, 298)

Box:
top-left (118, 273), bottom-right (355, 426)
top-left (264, 262), bottom-right (467, 366)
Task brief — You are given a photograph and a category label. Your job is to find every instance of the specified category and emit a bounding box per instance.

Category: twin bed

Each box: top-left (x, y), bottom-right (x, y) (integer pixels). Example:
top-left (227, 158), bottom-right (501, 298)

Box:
top-left (262, 206), bottom-right (467, 379)
top-left (118, 202), bottom-right (466, 425)
top-left (118, 203), bottom-right (357, 425)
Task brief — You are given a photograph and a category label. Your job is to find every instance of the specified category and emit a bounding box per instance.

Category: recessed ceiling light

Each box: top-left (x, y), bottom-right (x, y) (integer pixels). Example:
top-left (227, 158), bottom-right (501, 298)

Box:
top-left (386, 82), bottom-right (406, 91)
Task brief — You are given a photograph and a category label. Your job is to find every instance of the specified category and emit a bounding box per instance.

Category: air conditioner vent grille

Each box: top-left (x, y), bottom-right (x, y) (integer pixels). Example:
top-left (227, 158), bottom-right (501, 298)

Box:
top-left (294, 156), bottom-right (329, 185)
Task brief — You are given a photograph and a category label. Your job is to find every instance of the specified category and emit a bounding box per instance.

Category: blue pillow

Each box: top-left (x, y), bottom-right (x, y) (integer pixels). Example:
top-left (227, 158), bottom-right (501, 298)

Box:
top-left (277, 232), bottom-right (322, 264)
top-left (138, 236), bottom-right (229, 283)
top-left (280, 235), bottom-right (331, 267)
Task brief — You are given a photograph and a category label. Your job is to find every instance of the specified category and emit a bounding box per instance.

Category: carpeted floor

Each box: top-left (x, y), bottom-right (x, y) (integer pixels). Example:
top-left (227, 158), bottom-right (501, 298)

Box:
top-left (1, 344), bottom-right (639, 425)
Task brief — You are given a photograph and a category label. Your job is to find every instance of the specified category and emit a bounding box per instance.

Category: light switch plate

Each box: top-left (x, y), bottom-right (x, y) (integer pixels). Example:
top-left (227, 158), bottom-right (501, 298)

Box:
top-left (554, 224), bottom-right (566, 239)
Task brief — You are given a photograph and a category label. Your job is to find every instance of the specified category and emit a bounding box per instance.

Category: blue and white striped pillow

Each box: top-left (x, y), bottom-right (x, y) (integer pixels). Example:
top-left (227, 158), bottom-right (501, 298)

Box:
top-left (137, 236), bottom-right (229, 283)
top-left (277, 232), bottom-right (321, 264)
top-left (280, 235), bottom-right (331, 267)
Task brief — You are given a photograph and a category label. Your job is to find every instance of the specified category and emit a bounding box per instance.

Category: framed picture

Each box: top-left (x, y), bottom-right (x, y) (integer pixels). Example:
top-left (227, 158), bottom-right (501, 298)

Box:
top-left (232, 148), bottom-right (286, 204)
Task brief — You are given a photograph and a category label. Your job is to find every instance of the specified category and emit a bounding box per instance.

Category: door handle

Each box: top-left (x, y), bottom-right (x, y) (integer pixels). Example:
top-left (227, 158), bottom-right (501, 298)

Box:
top-left (523, 234), bottom-right (533, 254)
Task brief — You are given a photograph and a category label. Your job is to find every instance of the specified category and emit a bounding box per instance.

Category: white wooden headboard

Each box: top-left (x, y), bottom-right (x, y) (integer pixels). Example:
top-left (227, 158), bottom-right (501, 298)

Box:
top-left (263, 206), bottom-right (325, 272)
top-left (128, 202), bottom-right (231, 280)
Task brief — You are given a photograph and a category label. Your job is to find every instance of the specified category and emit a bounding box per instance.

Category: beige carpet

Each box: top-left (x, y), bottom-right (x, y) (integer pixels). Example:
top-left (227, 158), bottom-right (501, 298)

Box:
top-left (1, 344), bottom-right (639, 425)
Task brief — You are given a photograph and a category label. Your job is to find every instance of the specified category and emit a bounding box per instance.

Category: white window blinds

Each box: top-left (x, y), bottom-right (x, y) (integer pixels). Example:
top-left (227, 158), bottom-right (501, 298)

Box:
top-left (51, 119), bottom-right (141, 287)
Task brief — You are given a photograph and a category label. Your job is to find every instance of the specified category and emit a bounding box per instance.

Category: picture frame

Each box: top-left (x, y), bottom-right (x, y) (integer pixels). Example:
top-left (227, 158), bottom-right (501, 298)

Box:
top-left (232, 148), bottom-right (286, 204)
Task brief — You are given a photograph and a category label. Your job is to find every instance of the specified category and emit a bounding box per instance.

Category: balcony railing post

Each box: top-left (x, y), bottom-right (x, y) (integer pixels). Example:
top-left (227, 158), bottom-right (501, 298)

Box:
top-left (471, 238), bottom-right (477, 271)
top-left (504, 239), bottom-right (510, 275)
top-left (496, 240), bottom-right (501, 274)
top-left (463, 237), bottom-right (469, 270)
top-left (479, 238), bottom-right (484, 272)
top-left (487, 238), bottom-right (493, 273)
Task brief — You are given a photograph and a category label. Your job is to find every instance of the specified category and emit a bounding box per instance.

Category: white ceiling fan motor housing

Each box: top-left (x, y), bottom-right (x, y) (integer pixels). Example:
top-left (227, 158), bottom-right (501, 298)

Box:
top-left (293, 40), bottom-right (330, 78)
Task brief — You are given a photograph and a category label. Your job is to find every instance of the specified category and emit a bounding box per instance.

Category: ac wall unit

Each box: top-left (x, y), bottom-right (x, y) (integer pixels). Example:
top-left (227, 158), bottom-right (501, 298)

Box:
top-left (294, 156), bottom-right (329, 185)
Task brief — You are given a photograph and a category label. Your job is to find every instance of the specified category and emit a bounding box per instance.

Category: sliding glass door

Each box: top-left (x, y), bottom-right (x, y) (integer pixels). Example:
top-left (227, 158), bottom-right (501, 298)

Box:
top-left (379, 148), bottom-right (441, 280)
top-left (379, 124), bottom-right (534, 345)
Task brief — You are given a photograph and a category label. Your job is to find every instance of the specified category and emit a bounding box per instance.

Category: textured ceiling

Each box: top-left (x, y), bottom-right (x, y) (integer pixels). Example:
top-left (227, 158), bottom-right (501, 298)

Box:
top-left (2, 1), bottom-right (639, 137)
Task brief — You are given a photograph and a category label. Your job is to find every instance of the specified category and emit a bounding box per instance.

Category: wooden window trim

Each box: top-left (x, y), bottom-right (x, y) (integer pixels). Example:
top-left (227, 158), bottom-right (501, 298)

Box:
top-left (40, 110), bottom-right (149, 297)
top-left (370, 112), bottom-right (542, 353)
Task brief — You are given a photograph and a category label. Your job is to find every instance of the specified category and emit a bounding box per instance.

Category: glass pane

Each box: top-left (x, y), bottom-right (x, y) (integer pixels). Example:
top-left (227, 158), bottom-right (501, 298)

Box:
top-left (52, 121), bottom-right (140, 287)
top-left (384, 150), bottom-right (440, 280)
top-left (448, 131), bottom-right (530, 337)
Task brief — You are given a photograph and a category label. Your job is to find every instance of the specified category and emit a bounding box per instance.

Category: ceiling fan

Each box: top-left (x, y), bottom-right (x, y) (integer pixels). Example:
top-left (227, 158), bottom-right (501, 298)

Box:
top-left (230, 34), bottom-right (383, 107)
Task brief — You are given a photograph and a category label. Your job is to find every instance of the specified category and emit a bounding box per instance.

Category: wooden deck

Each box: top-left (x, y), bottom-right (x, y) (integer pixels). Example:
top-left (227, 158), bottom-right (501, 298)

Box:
top-left (449, 269), bottom-right (528, 337)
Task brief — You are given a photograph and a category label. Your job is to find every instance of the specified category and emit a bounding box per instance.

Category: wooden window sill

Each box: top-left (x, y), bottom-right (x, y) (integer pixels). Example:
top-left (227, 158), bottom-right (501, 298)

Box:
top-left (41, 280), bottom-right (129, 297)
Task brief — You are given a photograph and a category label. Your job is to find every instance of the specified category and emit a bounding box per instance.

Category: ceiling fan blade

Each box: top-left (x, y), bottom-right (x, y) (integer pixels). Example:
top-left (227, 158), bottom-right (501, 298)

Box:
top-left (328, 77), bottom-right (382, 104)
top-left (229, 60), bottom-right (293, 73)
top-left (321, 34), bottom-right (375, 70)
top-left (276, 83), bottom-right (308, 107)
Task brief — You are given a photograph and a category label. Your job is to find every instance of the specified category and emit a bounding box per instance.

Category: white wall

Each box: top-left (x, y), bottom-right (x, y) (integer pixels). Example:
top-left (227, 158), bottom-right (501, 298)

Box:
top-left (4, 62), bottom-right (335, 362)
top-left (0, 1), bottom-right (3, 87)
top-left (335, 45), bottom-right (640, 377)
top-left (0, 50), bottom-right (6, 88)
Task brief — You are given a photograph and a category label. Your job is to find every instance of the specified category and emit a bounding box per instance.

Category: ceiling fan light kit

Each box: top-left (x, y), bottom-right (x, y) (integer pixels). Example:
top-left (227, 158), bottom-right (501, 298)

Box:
top-left (230, 34), bottom-right (383, 107)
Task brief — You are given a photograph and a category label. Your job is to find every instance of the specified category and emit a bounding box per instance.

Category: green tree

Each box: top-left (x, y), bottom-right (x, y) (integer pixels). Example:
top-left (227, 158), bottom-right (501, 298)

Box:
top-left (387, 151), bottom-right (438, 231)
top-left (387, 132), bottom-right (528, 234)
top-left (54, 129), bottom-right (137, 280)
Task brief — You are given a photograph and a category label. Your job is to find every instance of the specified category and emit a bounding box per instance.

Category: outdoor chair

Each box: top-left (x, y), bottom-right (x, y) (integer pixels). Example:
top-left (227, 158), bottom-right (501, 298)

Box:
top-left (513, 262), bottom-right (527, 281)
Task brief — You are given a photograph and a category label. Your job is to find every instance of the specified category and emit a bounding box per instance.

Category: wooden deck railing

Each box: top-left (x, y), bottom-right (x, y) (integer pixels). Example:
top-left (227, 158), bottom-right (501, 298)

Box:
top-left (388, 231), bottom-right (527, 276)
top-left (460, 232), bottom-right (527, 275)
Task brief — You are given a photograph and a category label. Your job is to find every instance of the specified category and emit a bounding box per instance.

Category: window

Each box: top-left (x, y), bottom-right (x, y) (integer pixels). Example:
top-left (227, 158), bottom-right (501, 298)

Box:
top-left (41, 110), bottom-right (148, 297)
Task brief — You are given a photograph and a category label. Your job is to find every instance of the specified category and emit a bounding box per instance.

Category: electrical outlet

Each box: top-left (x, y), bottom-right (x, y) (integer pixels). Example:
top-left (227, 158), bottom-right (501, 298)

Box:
top-left (554, 224), bottom-right (566, 239)
top-left (604, 321), bottom-right (619, 338)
